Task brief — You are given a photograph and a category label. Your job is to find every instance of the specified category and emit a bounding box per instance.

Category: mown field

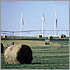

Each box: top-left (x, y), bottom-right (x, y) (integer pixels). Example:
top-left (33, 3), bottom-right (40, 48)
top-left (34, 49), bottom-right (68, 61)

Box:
top-left (1, 37), bottom-right (69, 69)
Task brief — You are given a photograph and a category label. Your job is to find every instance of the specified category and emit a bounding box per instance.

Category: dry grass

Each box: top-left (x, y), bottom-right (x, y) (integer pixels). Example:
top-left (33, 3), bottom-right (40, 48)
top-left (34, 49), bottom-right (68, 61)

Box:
top-left (2, 40), bottom-right (63, 48)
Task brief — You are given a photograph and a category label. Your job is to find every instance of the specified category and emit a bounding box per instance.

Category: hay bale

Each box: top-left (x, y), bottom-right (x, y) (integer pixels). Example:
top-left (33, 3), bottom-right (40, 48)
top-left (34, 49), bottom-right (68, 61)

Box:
top-left (37, 35), bottom-right (42, 38)
top-left (1, 43), bottom-right (4, 53)
top-left (4, 44), bottom-right (33, 64)
top-left (2, 35), bottom-right (7, 38)
top-left (48, 36), bottom-right (53, 40)
top-left (59, 34), bottom-right (66, 38)
top-left (45, 39), bottom-right (50, 45)
top-left (7, 42), bottom-right (14, 47)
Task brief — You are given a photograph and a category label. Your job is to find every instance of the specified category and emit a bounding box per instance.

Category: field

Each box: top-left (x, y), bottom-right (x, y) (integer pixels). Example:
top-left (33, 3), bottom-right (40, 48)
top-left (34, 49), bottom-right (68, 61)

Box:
top-left (1, 37), bottom-right (69, 69)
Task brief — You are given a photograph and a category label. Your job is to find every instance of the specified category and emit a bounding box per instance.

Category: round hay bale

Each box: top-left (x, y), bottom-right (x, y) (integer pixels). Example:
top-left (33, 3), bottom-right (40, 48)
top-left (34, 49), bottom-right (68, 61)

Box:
top-left (48, 36), bottom-right (53, 40)
top-left (4, 44), bottom-right (33, 64)
top-left (59, 34), bottom-right (66, 38)
top-left (2, 35), bottom-right (7, 38)
top-left (7, 42), bottom-right (14, 47)
top-left (1, 43), bottom-right (4, 53)
top-left (37, 35), bottom-right (42, 38)
top-left (45, 39), bottom-right (50, 45)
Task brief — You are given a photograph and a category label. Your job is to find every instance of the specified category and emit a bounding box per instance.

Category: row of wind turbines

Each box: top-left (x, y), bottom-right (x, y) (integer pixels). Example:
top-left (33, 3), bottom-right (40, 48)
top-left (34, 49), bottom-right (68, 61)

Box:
top-left (20, 11), bottom-right (57, 37)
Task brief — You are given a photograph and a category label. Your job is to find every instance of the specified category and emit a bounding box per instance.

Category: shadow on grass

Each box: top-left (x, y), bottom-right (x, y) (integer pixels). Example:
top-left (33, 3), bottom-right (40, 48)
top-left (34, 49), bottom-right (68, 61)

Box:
top-left (32, 63), bottom-right (41, 64)
top-left (31, 62), bottom-right (46, 64)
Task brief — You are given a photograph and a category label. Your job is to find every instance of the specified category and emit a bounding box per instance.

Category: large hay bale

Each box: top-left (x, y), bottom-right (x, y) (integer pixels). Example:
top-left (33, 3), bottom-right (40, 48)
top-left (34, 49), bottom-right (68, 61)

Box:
top-left (2, 35), bottom-right (7, 38)
top-left (48, 36), bottom-right (53, 40)
top-left (45, 39), bottom-right (50, 45)
top-left (7, 42), bottom-right (14, 47)
top-left (37, 35), bottom-right (42, 38)
top-left (59, 34), bottom-right (66, 38)
top-left (4, 44), bottom-right (33, 64)
top-left (1, 43), bottom-right (4, 53)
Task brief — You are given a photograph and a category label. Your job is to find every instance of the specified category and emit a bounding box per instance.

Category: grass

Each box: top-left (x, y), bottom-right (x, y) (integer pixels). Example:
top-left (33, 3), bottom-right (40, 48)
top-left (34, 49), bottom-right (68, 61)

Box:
top-left (1, 37), bottom-right (69, 69)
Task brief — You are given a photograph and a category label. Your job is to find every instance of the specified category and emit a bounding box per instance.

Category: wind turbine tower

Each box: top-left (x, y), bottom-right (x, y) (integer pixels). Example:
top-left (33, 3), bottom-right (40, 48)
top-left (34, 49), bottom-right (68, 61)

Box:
top-left (54, 11), bottom-right (57, 37)
top-left (20, 12), bottom-right (24, 36)
top-left (41, 13), bottom-right (45, 37)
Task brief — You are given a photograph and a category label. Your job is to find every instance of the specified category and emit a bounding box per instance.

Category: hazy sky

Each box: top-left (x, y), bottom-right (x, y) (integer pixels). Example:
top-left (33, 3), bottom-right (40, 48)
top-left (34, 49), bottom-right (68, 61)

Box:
top-left (1, 1), bottom-right (69, 36)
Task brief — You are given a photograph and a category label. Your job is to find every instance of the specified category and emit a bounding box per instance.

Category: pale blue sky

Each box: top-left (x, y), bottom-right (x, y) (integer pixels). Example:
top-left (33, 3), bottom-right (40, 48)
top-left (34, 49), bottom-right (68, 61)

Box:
top-left (1, 1), bottom-right (69, 36)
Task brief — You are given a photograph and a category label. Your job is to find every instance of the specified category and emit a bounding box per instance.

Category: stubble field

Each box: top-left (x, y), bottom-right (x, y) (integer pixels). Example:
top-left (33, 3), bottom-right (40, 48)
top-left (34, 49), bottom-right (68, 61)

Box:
top-left (1, 37), bottom-right (69, 69)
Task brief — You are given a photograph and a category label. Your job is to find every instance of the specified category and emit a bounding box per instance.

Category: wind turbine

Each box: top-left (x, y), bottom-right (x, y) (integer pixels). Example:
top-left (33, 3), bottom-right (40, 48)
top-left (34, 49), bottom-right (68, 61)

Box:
top-left (20, 12), bottom-right (24, 36)
top-left (41, 13), bottom-right (45, 37)
top-left (54, 11), bottom-right (57, 37)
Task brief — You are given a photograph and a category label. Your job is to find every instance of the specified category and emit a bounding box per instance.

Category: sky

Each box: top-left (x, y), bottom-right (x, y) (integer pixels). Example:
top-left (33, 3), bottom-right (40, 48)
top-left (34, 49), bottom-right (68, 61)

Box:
top-left (1, 1), bottom-right (69, 36)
